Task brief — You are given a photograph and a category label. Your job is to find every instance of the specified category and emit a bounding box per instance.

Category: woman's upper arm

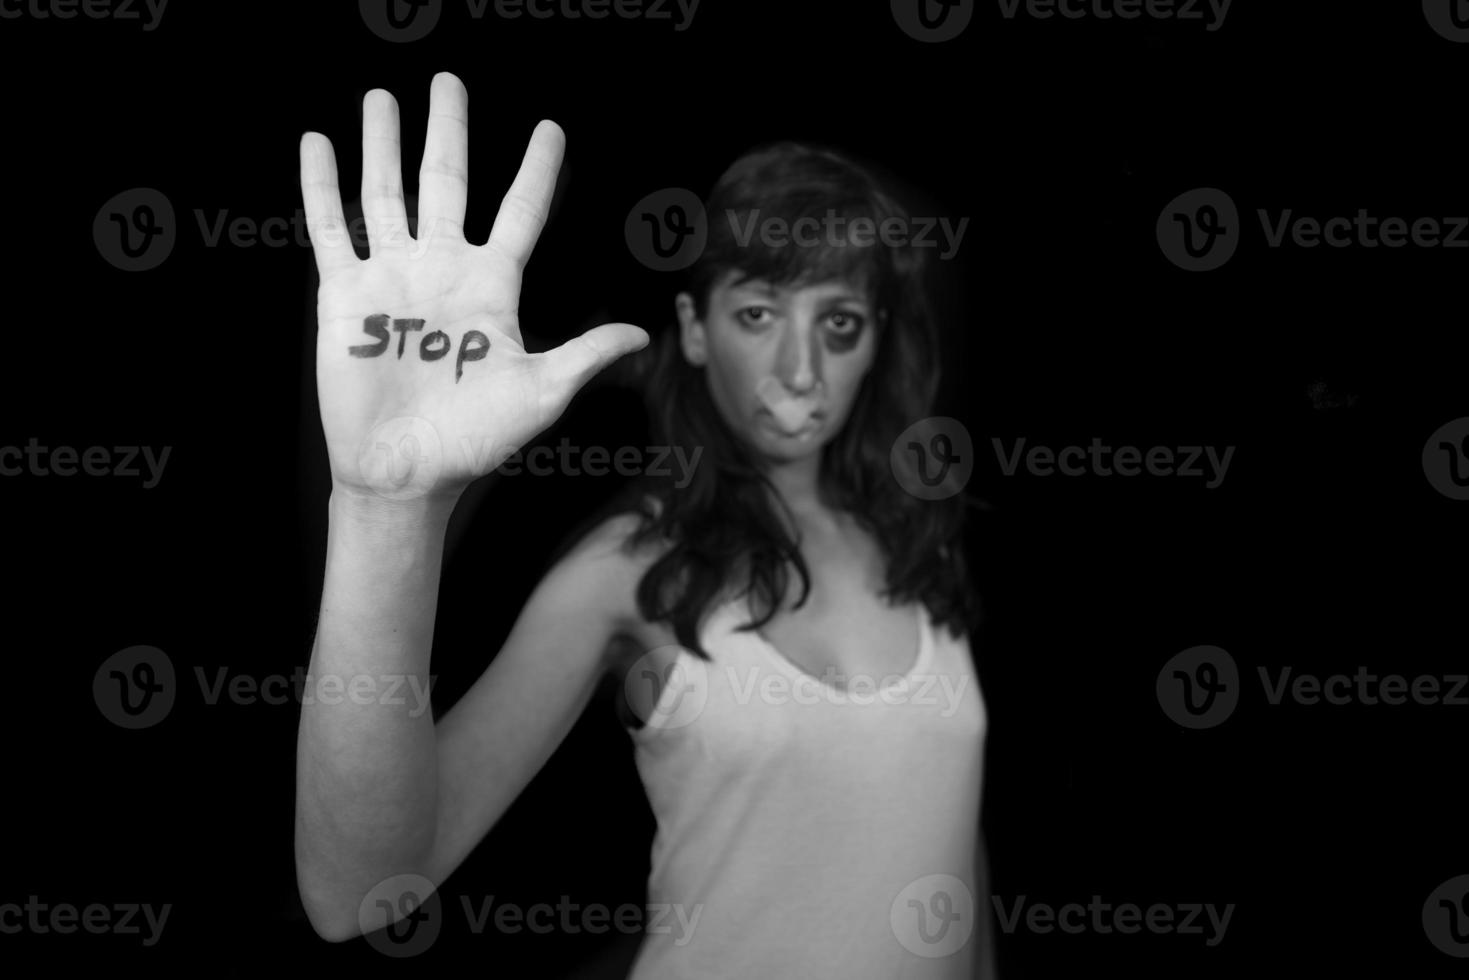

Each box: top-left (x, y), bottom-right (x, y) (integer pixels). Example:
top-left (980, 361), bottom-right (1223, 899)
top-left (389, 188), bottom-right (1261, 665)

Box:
top-left (424, 512), bottom-right (646, 885)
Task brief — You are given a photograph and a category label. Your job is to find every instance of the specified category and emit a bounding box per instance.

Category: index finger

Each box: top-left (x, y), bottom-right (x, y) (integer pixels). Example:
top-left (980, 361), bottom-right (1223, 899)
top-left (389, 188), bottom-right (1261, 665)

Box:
top-left (484, 119), bottom-right (565, 267)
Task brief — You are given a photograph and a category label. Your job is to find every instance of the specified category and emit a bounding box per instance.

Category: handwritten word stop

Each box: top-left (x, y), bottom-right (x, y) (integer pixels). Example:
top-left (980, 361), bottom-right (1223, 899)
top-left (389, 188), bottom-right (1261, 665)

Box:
top-left (350, 314), bottom-right (490, 382)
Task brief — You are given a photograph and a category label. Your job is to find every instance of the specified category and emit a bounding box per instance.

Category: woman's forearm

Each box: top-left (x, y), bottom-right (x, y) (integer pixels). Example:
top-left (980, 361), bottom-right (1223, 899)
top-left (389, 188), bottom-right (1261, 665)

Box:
top-left (293, 489), bottom-right (458, 940)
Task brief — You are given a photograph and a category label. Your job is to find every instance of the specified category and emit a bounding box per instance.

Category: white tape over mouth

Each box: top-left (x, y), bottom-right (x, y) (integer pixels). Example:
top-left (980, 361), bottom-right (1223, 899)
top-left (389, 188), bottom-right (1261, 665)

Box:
top-left (756, 376), bottom-right (825, 435)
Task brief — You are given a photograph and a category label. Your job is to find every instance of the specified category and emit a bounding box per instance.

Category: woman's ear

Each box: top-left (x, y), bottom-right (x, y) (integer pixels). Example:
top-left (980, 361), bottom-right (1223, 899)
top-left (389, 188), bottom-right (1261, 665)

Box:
top-left (676, 292), bottom-right (708, 366)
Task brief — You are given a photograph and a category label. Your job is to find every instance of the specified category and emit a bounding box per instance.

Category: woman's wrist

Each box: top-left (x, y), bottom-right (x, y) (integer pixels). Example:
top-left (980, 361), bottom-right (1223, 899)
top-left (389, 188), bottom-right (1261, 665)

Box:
top-left (328, 481), bottom-right (462, 538)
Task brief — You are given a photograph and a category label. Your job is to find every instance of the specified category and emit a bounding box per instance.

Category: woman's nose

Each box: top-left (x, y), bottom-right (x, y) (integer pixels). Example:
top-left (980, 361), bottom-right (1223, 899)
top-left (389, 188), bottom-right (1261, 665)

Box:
top-left (774, 324), bottom-right (822, 395)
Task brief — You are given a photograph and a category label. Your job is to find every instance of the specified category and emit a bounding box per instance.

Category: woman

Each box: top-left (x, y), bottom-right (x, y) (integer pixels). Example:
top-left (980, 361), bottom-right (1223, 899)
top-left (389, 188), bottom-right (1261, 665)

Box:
top-left (294, 70), bottom-right (995, 979)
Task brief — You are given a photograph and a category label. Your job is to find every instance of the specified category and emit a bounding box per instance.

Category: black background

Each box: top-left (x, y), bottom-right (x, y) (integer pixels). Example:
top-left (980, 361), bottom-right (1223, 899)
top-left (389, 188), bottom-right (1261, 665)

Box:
top-left (2, 0), bottom-right (1466, 975)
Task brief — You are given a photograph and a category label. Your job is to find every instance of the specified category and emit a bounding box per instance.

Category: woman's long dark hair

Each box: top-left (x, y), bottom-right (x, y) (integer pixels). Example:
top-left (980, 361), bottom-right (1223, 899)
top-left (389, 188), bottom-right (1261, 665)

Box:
top-left (577, 139), bottom-right (983, 660)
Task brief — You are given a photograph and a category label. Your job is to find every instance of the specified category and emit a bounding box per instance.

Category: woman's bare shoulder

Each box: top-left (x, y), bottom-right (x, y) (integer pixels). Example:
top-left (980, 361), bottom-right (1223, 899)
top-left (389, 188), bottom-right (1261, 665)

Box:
top-left (552, 498), bottom-right (674, 642)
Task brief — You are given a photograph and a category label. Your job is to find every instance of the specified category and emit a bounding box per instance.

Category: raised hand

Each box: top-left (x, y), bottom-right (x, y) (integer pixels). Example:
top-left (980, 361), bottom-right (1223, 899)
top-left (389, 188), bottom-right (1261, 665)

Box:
top-left (299, 71), bottom-right (648, 505)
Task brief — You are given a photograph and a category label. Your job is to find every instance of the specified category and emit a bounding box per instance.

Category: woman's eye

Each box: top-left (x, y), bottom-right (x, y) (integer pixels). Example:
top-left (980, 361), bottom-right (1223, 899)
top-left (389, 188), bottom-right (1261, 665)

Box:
top-left (737, 307), bottom-right (772, 327)
top-left (827, 311), bottom-right (864, 334)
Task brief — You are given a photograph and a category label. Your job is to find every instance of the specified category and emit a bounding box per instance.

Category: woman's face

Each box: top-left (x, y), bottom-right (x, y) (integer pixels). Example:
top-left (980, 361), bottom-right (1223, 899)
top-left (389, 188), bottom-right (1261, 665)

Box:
top-left (677, 270), bottom-right (879, 462)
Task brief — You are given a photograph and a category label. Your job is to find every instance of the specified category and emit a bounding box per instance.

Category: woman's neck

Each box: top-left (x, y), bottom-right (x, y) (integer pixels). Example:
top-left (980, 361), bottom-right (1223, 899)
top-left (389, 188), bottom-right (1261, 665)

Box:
top-left (762, 453), bottom-right (848, 538)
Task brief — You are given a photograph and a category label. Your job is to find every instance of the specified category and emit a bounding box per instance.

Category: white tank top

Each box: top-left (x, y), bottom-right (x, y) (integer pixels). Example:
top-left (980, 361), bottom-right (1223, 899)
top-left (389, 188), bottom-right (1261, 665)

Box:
top-left (625, 591), bottom-right (988, 979)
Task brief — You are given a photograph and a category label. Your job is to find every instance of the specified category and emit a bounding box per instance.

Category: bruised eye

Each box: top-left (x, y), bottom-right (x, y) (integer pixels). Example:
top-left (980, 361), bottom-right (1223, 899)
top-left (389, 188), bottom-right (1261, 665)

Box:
top-left (824, 310), bottom-right (866, 351)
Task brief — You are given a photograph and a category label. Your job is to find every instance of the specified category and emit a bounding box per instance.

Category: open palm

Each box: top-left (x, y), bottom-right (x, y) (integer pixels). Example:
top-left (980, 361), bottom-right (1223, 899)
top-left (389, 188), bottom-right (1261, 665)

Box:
top-left (300, 72), bottom-right (647, 503)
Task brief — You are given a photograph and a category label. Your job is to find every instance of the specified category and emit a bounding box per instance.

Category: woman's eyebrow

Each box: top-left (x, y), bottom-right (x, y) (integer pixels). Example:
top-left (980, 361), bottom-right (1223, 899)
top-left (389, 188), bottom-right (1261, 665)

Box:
top-left (816, 288), bottom-right (871, 306)
top-left (727, 279), bottom-right (777, 296)
top-left (724, 281), bottom-right (870, 306)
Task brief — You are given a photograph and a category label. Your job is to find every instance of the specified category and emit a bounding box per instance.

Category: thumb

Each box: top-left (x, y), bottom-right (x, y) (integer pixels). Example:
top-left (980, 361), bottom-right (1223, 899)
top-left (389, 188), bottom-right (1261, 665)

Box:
top-left (540, 321), bottom-right (650, 401)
